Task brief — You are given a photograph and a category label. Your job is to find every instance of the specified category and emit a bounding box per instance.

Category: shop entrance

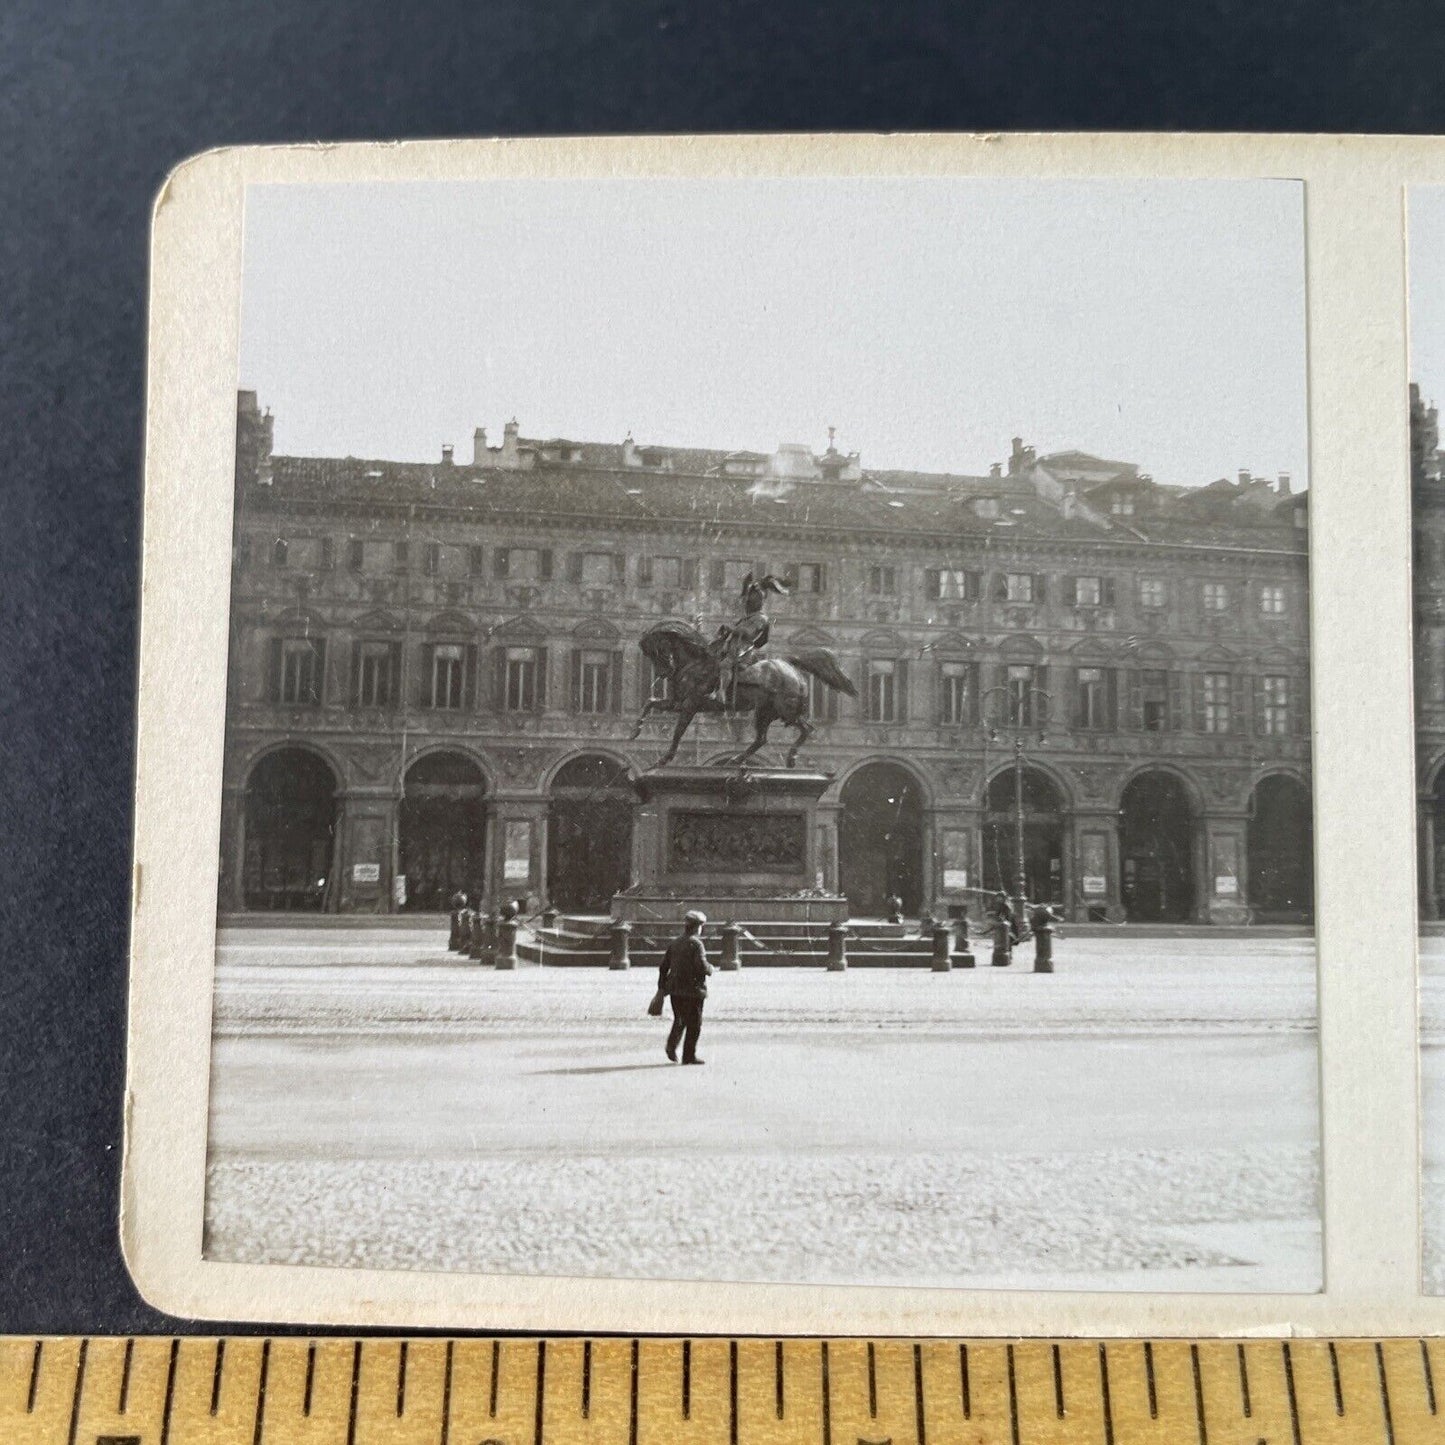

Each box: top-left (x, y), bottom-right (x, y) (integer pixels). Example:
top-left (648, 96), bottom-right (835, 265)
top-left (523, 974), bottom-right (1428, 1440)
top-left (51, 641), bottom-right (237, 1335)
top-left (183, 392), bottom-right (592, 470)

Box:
top-left (547, 755), bottom-right (635, 913)
top-left (1247, 774), bottom-right (1314, 922)
top-left (243, 747), bottom-right (338, 911)
top-left (398, 752), bottom-right (488, 912)
top-left (839, 762), bottom-right (925, 916)
top-left (982, 766), bottom-right (1064, 905)
top-left (1120, 770), bottom-right (1196, 922)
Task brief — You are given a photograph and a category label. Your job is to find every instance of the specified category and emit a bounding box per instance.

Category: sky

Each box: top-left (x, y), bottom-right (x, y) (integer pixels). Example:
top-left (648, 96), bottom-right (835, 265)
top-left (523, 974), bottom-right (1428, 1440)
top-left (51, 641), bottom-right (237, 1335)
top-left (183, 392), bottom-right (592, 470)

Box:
top-left (239, 177), bottom-right (1309, 487)
top-left (1412, 188), bottom-right (1445, 408)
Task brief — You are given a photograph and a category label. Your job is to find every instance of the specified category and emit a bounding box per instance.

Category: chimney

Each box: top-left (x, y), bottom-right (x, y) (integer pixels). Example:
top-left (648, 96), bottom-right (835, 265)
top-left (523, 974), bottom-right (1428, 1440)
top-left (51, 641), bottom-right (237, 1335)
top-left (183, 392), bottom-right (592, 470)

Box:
top-left (501, 418), bottom-right (520, 468)
top-left (989, 462), bottom-right (1002, 478)
top-left (1023, 445), bottom-right (1036, 466)
top-left (1238, 468), bottom-right (1251, 487)
top-left (441, 444), bottom-right (454, 466)
top-left (1009, 436), bottom-right (1024, 474)
top-left (472, 426), bottom-right (487, 465)
top-left (622, 431), bottom-right (637, 467)
top-left (1277, 471), bottom-right (1292, 496)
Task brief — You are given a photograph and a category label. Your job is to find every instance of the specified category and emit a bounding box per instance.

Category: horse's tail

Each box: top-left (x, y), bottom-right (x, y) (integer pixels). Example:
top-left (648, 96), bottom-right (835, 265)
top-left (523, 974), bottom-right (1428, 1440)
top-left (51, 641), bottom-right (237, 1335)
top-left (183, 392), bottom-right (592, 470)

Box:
top-left (785, 647), bottom-right (858, 697)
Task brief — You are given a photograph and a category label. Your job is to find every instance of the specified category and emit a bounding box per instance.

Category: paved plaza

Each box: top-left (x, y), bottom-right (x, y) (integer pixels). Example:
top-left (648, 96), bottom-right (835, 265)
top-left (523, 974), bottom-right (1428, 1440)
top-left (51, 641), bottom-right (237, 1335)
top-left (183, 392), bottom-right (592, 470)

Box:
top-left (1421, 938), bottom-right (1445, 1293)
top-left (205, 925), bottom-right (1321, 1292)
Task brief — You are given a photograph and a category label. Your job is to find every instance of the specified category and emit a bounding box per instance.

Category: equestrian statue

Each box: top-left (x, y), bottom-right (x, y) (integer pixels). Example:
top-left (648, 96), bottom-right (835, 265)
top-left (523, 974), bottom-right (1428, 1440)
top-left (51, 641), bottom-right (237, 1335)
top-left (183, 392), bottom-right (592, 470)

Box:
top-left (633, 572), bottom-right (857, 768)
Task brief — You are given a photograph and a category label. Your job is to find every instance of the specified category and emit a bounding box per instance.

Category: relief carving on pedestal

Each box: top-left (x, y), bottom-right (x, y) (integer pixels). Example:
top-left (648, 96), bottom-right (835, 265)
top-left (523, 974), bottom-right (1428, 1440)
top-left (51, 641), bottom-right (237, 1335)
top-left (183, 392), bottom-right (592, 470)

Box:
top-left (668, 811), bottom-right (806, 873)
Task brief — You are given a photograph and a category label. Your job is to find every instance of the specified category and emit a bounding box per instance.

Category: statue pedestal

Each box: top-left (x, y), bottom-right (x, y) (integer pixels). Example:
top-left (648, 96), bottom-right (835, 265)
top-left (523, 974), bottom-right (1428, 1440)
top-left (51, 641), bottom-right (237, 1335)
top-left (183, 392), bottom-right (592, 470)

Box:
top-left (612, 766), bottom-right (848, 924)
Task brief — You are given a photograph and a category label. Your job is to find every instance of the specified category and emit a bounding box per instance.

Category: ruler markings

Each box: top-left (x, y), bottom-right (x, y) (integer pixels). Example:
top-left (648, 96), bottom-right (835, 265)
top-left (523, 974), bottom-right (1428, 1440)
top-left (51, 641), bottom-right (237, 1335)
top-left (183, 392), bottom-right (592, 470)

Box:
top-left (1098, 1344), bottom-right (1115, 1445)
top-left (303, 1340), bottom-right (316, 1415)
top-left (1237, 1342), bottom-right (1253, 1417)
top-left (682, 1336), bottom-right (691, 1419)
top-left (628, 1337), bottom-right (639, 1445)
top-left (1190, 1344), bottom-right (1207, 1445)
top-left (1376, 1341), bottom-right (1396, 1445)
top-left (730, 1339), bottom-right (739, 1445)
top-left (1328, 1338), bottom-right (1344, 1415)
top-left (582, 1337), bottom-right (592, 1418)
top-left (1426, 1338), bottom-right (1439, 1416)
top-left (1052, 1342), bottom-right (1065, 1418)
top-left (158, 1337), bottom-right (178, 1445)
top-left (491, 1337), bottom-right (502, 1418)
top-left (534, 1339), bottom-right (546, 1445)
top-left (211, 1336), bottom-right (226, 1415)
top-left (1142, 1338), bottom-right (1158, 1419)
top-left (821, 1339), bottom-right (831, 1445)
top-left (959, 1342), bottom-right (972, 1419)
top-left (26, 1338), bottom-right (42, 1413)
top-left (117, 1338), bottom-right (133, 1415)
top-left (64, 1337), bottom-right (86, 1445)
top-left (440, 1339), bottom-right (454, 1445)
top-left (398, 1337), bottom-right (409, 1416)
top-left (253, 1338), bottom-right (270, 1445)
top-left (1005, 1343), bottom-right (1020, 1445)
top-left (346, 1338), bottom-right (361, 1445)
top-left (1282, 1341), bottom-right (1303, 1445)
top-left (775, 1338), bottom-right (784, 1419)
top-left (912, 1342), bottom-right (926, 1445)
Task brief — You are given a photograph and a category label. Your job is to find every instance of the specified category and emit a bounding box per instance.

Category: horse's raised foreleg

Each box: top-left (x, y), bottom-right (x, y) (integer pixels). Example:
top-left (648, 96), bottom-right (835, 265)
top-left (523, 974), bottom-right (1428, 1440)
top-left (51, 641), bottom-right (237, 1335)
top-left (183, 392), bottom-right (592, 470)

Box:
top-left (656, 708), bottom-right (693, 767)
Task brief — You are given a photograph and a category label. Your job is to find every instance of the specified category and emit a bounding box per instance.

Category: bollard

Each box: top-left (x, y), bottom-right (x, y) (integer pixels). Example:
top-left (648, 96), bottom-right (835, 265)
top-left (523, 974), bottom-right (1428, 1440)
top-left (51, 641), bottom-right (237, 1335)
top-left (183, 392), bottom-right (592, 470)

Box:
top-left (931, 921), bottom-right (953, 972)
top-left (919, 910), bottom-right (934, 939)
top-left (467, 910), bottom-right (484, 962)
top-left (495, 917), bottom-right (519, 970)
top-left (609, 920), bottom-right (632, 971)
top-left (448, 909), bottom-right (462, 952)
top-left (826, 921), bottom-right (848, 971)
top-left (953, 914), bottom-right (976, 969)
top-left (541, 905), bottom-right (559, 932)
top-left (1033, 918), bottom-right (1055, 974)
top-left (474, 910), bottom-right (497, 965)
top-left (991, 917), bottom-right (1012, 967)
top-left (719, 921), bottom-right (741, 971)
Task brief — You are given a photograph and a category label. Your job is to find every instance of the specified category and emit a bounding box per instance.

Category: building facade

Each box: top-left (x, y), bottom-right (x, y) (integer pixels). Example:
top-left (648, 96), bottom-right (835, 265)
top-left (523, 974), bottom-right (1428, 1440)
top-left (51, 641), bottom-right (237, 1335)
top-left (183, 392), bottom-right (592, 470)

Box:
top-left (221, 392), bottom-right (1314, 923)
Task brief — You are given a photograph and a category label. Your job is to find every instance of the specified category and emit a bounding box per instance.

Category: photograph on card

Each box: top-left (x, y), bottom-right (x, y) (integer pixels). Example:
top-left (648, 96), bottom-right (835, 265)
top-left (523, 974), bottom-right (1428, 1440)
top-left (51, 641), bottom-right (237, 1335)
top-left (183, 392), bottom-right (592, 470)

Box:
top-left (206, 176), bottom-right (1320, 1292)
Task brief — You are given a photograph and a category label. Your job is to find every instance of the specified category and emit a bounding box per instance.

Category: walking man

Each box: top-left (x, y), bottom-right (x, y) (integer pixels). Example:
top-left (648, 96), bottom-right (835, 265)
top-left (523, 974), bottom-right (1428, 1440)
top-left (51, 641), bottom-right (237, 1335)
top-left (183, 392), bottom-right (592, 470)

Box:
top-left (660, 909), bottom-right (712, 1065)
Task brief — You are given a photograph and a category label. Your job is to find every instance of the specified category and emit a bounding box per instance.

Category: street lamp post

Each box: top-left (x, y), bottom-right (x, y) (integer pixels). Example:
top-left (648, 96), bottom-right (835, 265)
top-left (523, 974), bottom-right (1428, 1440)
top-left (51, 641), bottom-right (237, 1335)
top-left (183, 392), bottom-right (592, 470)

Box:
top-left (982, 680), bottom-right (1051, 938)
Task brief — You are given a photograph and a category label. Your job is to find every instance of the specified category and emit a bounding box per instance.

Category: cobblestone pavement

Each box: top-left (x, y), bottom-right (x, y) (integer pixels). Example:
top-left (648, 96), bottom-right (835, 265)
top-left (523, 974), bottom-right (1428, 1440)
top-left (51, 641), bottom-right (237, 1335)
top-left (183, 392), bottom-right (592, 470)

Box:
top-left (205, 927), bottom-right (1321, 1292)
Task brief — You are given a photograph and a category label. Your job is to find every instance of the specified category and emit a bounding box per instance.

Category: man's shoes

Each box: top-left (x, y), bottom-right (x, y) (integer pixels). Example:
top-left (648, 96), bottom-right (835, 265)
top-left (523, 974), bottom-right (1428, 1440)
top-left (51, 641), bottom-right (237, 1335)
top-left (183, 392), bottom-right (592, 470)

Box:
top-left (666, 1045), bottom-right (677, 1062)
top-left (682, 1057), bottom-right (705, 1065)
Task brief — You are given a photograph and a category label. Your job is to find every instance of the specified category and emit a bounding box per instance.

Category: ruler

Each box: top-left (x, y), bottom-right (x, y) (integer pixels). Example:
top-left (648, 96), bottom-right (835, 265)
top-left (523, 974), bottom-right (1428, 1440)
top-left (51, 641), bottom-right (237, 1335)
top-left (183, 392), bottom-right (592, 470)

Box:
top-left (1, 1336), bottom-right (1439, 1445)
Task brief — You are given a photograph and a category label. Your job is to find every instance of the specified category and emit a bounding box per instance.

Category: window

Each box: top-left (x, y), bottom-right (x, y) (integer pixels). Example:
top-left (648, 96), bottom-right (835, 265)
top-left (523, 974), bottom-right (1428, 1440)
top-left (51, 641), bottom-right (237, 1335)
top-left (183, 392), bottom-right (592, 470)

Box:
top-left (868, 565), bottom-right (897, 596)
top-left (1141, 669), bottom-right (1170, 732)
top-left (791, 562), bottom-right (824, 594)
top-left (721, 559), bottom-right (753, 592)
top-left (507, 548), bottom-right (543, 582)
top-left (278, 638), bottom-right (322, 705)
top-left (929, 568), bottom-right (979, 601)
top-left (1260, 585), bottom-right (1287, 616)
top-left (1006, 663), bottom-right (1037, 726)
top-left (648, 556), bottom-right (682, 589)
top-left (426, 542), bottom-right (441, 577)
top-left (348, 539), bottom-right (365, 572)
top-left (940, 661), bottom-right (976, 725)
top-left (1139, 577), bottom-right (1166, 609)
top-left (1261, 675), bottom-right (1290, 734)
top-left (1075, 576), bottom-right (1101, 606)
top-left (1076, 667), bottom-right (1112, 729)
top-left (806, 671), bottom-right (838, 722)
top-left (576, 649), bottom-right (612, 713)
top-left (1111, 497), bottom-right (1136, 516)
top-left (506, 646), bottom-right (540, 711)
top-left (1202, 581), bottom-right (1229, 612)
top-left (974, 497), bottom-right (1000, 519)
top-left (867, 658), bottom-right (897, 722)
top-left (272, 538), bottom-right (289, 568)
top-left (355, 641), bottom-right (395, 708)
top-left (581, 552), bottom-right (614, 587)
top-left (430, 643), bottom-right (465, 710)
top-left (1004, 573), bottom-right (1034, 603)
top-left (394, 540), bottom-right (409, 571)
top-left (469, 545), bottom-right (486, 576)
top-left (1202, 671), bottom-right (1231, 733)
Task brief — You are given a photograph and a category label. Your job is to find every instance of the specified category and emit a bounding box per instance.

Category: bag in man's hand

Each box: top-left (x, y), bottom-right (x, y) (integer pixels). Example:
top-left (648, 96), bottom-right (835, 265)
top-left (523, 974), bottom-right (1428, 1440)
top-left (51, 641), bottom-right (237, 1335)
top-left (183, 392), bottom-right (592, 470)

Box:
top-left (646, 989), bottom-right (666, 1017)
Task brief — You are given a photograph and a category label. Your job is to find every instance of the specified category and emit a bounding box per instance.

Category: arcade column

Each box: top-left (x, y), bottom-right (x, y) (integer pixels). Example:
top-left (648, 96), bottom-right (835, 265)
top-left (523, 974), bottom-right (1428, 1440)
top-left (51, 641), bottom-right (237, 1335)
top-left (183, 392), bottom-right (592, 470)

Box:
top-left (1201, 809), bottom-right (1251, 925)
top-left (1071, 808), bottom-right (1121, 922)
top-left (489, 796), bottom-right (549, 910)
top-left (336, 787), bottom-right (398, 913)
top-left (932, 807), bottom-right (980, 916)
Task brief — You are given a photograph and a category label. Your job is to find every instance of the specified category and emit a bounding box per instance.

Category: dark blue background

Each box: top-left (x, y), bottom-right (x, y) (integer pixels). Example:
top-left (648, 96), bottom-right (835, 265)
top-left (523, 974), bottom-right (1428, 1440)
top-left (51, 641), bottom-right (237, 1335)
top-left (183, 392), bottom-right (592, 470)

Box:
top-left (3, 0), bottom-right (1443, 1334)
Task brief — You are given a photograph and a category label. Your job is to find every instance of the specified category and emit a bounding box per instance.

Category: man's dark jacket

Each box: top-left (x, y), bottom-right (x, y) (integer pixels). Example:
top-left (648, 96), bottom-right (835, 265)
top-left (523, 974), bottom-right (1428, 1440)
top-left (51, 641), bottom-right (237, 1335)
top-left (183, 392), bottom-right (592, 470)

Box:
top-left (659, 932), bottom-right (710, 999)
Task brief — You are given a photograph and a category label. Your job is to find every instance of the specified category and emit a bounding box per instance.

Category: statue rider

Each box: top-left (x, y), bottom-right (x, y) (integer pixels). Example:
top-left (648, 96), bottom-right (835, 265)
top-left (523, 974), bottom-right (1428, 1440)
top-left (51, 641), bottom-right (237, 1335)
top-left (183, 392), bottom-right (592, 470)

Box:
top-left (716, 572), bottom-right (789, 710)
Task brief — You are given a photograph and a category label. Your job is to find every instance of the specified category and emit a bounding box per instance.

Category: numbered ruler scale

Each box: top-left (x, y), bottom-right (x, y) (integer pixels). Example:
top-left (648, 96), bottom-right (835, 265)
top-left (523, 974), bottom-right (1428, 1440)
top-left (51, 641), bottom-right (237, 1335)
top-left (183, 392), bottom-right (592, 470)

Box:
top-left (2, 1337), bottom-right (1440, 1445)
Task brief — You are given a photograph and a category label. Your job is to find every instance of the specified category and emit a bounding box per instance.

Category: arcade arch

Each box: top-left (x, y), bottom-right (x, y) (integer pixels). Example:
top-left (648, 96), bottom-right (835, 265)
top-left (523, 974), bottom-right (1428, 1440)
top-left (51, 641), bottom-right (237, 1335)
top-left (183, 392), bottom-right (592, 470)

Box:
top-left (547, 754), bottom-right (635, 913)
top-left (398, 751), bottom-right (488, 912)
top-left (838, 761), bottom-right (926, 916)
top-left (242, 747), bottom-right (338, 911)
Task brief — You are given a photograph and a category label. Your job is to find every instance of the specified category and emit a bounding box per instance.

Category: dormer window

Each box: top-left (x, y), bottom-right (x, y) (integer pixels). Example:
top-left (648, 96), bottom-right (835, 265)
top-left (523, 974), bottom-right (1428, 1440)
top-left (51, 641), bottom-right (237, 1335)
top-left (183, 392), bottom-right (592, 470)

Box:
top-left (1111, 497), bottom-right (1136, 516)
top-left (973, 497), bottom-right (1000, 520)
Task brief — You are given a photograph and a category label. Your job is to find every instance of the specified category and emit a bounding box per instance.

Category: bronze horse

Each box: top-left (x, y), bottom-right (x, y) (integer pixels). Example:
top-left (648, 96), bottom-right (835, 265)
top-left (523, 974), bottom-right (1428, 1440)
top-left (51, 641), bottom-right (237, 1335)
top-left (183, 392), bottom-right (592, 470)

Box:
top-left (633, 620), bottom-right (857, 767)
